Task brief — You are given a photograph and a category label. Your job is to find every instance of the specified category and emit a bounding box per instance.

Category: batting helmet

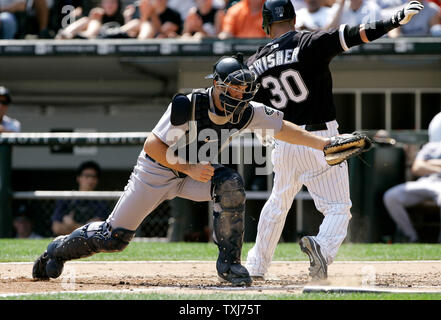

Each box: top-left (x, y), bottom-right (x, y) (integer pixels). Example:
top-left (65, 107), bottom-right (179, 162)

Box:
top-left (206, 54), bottom-right (259, 124)
top-left (262, 0), bottom-right (296, 35)
top-left (0, 86), bottom-right (11, 105)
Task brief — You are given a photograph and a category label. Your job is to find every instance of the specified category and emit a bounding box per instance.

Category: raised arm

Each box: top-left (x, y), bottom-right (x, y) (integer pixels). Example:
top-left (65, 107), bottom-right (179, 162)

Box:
top-left (308, 1), bottom-right (424, 61)
top-left (342, 1), bottom-right (424, 49)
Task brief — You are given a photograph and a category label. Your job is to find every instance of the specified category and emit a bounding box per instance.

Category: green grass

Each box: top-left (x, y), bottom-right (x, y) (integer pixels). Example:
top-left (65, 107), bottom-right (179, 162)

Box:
top-left (1, 239), bottom-right (440, 301)
top-left (2, 292), bottom-right (441, 300)
top-left (0, 239), bottom-right (440, 262)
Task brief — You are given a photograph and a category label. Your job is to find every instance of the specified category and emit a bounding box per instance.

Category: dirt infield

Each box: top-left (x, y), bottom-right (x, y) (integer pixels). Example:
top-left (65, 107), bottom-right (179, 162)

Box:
top-left (1, 261), bottom-right (441, 296)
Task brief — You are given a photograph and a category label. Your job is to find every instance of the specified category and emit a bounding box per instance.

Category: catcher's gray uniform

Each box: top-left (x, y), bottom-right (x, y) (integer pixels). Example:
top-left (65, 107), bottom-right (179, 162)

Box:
top-left (108, 88), bottom-right (284, 230)
top-left (32, 85), bottom-right (284, 285)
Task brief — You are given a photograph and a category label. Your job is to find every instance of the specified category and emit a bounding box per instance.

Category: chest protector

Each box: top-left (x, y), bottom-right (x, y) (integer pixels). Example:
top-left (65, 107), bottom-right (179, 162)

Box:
top-left (171, 88), bottom-right (254, 164)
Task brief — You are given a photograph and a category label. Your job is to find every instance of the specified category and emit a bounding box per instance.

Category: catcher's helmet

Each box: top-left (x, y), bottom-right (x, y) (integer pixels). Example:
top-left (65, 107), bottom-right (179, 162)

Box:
top-left (0, 86), bottom-right (11, 105)
top-left (262, 0), bottom-right (296, 35)
top-left (206, 54), bottom-right (259, 124)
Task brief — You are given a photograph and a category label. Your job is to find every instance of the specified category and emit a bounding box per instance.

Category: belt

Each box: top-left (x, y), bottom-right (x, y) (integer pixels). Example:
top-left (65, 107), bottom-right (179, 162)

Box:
top-left (145, 152), bottom-right (187, 178)
top-left (305, 123), bottom-right (328, 131)
top-left (145, 152), bottom-right (159, 164)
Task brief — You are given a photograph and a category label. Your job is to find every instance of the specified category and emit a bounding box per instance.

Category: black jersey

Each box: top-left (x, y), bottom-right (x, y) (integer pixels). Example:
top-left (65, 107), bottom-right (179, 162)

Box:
top-left (247, 27), bottom-right (347, 126)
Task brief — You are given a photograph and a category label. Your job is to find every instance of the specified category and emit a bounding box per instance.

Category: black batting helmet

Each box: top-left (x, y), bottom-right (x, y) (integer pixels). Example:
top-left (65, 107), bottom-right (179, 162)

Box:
top-left (262, 0), bottom-right (296, 35)
top-left (0, 86), bottom-right (11, 105)
top-left (206, 54), bottom-right (259, 124)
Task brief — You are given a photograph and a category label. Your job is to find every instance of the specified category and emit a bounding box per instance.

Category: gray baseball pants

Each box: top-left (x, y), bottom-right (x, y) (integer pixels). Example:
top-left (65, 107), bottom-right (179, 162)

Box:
top-left (383, 176), bottom-right (441, 242)
top-left (107, 150), bottom-right (213, 231)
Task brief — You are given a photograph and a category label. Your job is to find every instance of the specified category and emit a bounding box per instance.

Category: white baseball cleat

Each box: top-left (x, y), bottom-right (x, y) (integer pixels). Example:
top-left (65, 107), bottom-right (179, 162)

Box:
top-left (299, 236), bottom-right (328, 280)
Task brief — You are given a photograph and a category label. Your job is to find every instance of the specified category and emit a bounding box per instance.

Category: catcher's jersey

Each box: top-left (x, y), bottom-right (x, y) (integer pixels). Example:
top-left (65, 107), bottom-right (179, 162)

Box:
top-left (247, 27), bottom-right (347, 126)
top-left (152, 87), bottom-right (284, 163)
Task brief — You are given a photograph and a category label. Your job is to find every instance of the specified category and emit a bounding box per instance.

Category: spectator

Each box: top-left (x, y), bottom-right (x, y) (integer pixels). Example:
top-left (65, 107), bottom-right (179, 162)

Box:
top-left (327, 0), bottom-right (383, 28)
top-left (24, 0), bottom-right (53, 38)
top-left (0, 11), bottom-right (17, 39)
top-left (51, 1), bottom-right (101, 38)
top-left (386, 0), bottom-right (441, 37)
top-left (0, 0), bottom-right (25, 39)
top-left (13, 204), bottom-right (42, 239)
top-left (428, 0), bottom-right (441, 6)
top-left (56, 0), bottom-right (124, 39)
top-left (51, 161), bottom-right (111, 236)
top-left (0, 1), bottom-right (55, 39)
top-left (181, 0), bottom-right (225, 39)
top-left (219, 0), bottom-right (267, 38)
top-left (292, 0), bottom-right (306, 10)
top-left (0, 86), bottom-right (20, 133)
top-left (383, 140), bottom-right (441, 243)
top-left (168, 0), bottom-right (196, 20)
top-left (224, 0), bottom-right (240, 10)
top-left (428, 111), bottom-right (441, 142)
top-left (376, 0), bottom-right (406, 9)
top-left (295, 0), bottom-right (332, 31)
top-left (53, 0), bottom-right (100, 30)
top-left (116, 1), bottom-right (141, 38)
top-left (122, 0), bottom-right (182, 39)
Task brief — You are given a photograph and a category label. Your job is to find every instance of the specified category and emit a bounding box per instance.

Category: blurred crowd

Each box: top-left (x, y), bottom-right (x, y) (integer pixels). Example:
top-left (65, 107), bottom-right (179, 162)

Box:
top-left (0, 0), bottom-right (440, 40)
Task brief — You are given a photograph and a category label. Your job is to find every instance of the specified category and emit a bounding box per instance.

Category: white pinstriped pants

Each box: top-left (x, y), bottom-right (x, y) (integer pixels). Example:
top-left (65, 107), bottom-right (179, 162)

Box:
top-left (245, 120), bottom-right (352, 276)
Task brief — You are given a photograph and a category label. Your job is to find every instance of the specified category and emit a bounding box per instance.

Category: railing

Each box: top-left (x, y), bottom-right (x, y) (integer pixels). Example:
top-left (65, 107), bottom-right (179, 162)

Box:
top-left (0, 132), bottom-right (148, 237)
top-left (0, 37), bottom-right (440, 57)
top-left (11, 190), bottom-right (170, 239)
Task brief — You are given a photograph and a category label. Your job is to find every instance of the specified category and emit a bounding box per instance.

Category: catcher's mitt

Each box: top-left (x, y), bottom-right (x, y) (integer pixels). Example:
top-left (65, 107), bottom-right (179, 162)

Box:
top-left (324, 132), bottom-right (373, 166)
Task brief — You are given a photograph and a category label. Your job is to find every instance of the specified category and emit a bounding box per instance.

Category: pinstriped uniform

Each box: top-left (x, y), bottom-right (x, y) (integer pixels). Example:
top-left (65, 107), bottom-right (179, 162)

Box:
top-left (245, 26), bottom-right (354, 277)
top-left (245, 121), bottom-right (352, 276)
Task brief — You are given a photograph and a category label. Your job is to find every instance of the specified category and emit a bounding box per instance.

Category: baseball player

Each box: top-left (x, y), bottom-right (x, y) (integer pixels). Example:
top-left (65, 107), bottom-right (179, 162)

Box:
top-left (383, 141), bottom-right (441, 243)
top-left (32, 54), bottom-right (335, 286)
top-left (245, 0), bottom-right (424, 280)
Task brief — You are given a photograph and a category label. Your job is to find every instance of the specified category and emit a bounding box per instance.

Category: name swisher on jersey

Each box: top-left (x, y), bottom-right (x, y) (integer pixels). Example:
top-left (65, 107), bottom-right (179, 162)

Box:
top-left (249, 47), bottom-right (300, 77)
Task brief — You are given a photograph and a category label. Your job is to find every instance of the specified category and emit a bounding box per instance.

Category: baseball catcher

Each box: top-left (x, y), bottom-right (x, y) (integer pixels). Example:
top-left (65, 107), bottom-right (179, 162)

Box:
top-left (32, 54), bottom-right (369, 286)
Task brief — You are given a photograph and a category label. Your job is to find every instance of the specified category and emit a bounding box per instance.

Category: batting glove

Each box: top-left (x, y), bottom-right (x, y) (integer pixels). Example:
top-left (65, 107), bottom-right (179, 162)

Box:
top-left (392, 1), bottom-right (424, 26)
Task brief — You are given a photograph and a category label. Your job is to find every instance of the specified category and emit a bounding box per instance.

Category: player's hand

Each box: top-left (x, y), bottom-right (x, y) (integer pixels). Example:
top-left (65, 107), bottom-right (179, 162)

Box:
top-left (123, 4), bottom-right (135, 20)
top-left (89, 7), bottom-right (105, 20)
top-left (393, 1), bottom-right (424, 25)
top-left (186, 162), bottom-right (215, 183)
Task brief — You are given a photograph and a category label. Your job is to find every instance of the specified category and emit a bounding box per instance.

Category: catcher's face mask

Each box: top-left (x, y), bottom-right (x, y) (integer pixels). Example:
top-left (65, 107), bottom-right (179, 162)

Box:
top-left (213, 69), bottom-right (260, 124)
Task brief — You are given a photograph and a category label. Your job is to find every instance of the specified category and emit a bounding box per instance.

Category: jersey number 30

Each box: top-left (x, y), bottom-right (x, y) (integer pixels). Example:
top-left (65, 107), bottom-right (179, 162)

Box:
top-left (261, 69), bottom-right (309, 109)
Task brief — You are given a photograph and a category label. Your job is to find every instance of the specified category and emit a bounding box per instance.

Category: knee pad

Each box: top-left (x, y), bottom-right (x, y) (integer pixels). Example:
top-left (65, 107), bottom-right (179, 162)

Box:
top-left (211, 168), bottom-right (246, 271)
top-left (213, 211), bottom-right (245, 273)
top-left (212, 167), bottom-right (246, 212)
top-left (47, 221), bottom-right (135, 261)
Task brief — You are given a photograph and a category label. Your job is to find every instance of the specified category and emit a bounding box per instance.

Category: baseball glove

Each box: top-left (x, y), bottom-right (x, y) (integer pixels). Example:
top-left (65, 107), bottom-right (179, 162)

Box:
top-left (324, 132), bottom-right (373, 166)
